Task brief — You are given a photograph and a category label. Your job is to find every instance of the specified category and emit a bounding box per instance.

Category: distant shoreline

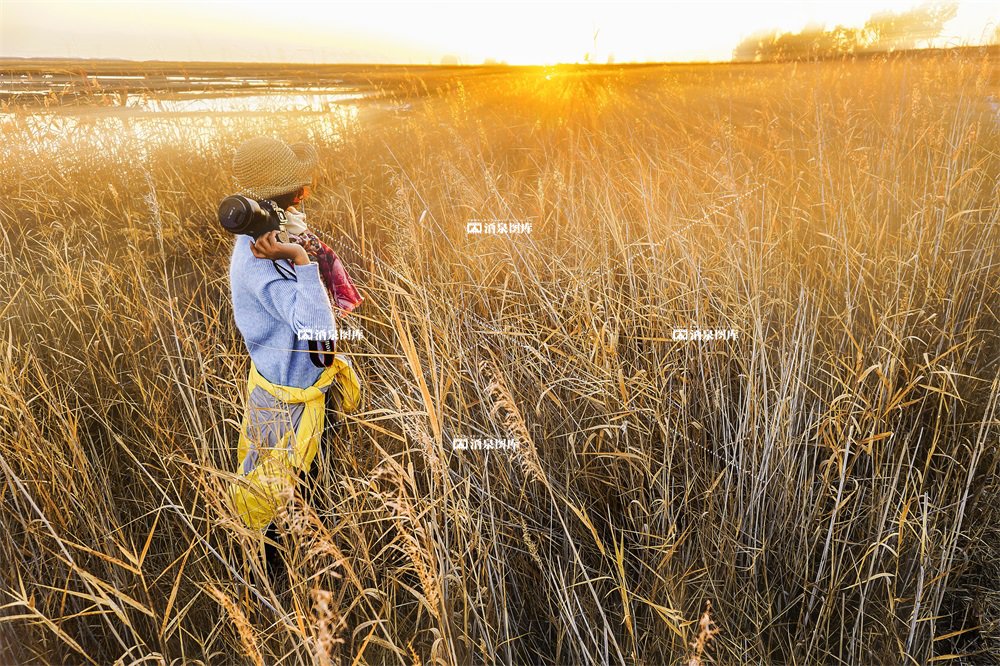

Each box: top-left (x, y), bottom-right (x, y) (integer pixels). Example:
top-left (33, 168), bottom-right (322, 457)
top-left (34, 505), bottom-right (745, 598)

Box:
top-left (2, 43), bottom-right (996, 72)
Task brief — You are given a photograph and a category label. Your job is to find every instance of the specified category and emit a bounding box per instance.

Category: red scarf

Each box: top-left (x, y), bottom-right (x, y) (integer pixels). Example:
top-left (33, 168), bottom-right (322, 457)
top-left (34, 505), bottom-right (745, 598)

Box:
top-left (289, 229), bottom-right (364, 315)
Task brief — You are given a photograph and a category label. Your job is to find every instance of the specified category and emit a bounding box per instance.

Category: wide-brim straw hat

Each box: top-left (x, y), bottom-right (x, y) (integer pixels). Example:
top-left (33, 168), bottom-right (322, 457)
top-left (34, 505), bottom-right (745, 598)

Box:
top-left (231, 136), bottom-right (318, 200)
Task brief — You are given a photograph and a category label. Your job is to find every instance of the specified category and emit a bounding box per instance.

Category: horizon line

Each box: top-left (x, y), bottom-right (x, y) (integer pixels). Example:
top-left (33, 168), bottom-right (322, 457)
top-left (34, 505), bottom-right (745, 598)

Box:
top-left (2, 44), bottom-right (996, 69)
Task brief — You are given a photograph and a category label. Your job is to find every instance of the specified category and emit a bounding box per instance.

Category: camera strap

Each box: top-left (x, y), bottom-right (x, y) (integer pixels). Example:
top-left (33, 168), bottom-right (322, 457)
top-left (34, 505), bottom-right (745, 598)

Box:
top-left (271, 259), bottom-right (296, 281)
top-left (308, 339), bottom-right (336, 367)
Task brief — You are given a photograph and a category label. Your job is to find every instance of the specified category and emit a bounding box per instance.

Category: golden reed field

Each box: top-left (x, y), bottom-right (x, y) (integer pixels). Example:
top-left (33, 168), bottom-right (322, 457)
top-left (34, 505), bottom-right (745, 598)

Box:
top-left (1, 50), bottom-right (999, 664)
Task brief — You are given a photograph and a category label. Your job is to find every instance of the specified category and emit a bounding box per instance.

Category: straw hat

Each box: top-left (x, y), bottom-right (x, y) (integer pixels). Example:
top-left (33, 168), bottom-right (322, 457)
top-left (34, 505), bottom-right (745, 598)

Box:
top-left (231, 136), bottom-right (318, 200)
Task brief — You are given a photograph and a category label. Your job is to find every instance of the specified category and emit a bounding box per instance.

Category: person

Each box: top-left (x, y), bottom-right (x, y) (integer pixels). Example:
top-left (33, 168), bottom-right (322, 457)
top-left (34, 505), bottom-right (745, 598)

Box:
top-left (226, 136), bottom-right (362, 580)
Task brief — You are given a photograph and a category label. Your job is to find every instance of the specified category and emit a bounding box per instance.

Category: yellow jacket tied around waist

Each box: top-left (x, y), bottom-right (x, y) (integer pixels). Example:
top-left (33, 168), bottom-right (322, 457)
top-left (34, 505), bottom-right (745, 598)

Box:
top-left (230, 354), bottom-right (361, 531)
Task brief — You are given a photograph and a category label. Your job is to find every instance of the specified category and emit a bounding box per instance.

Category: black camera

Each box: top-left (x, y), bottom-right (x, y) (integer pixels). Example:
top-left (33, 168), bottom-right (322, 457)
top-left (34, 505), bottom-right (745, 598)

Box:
top-left (218, 195), bottom-right (289, 242)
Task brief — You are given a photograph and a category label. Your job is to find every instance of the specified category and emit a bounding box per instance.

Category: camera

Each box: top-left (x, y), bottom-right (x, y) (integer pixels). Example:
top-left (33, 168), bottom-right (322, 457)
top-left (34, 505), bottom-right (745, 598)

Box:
top-left (218, 195), bottom-right (289, 242)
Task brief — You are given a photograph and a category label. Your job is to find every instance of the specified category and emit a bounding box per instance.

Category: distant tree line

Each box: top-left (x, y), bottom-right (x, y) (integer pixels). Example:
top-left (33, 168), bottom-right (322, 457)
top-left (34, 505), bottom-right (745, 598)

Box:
top-left (733, 1), bottom-right (959, 62)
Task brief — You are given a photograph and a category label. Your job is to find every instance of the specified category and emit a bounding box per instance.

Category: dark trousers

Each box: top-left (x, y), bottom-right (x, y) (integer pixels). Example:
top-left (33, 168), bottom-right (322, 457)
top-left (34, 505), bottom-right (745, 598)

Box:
top-left (263, 386), bottom-right (344, 578)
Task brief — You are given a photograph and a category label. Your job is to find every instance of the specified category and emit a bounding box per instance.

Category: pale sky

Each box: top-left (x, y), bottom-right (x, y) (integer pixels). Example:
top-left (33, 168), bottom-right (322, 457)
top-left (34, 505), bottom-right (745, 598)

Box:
top-left (1, 0), bottom-right (998, 64)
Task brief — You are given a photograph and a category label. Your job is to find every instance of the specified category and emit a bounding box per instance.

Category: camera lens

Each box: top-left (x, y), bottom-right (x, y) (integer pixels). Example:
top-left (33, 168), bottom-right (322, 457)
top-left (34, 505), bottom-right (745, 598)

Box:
top-left (219, 195), bottom-right (253, 234)
top-left (219, 195), bottom-right (280, 239)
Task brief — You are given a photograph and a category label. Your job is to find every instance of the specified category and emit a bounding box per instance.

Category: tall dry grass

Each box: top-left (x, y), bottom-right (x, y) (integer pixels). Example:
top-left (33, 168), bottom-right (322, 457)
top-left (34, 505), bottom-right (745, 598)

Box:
top-left (1, 50), bottom-right (999, 664)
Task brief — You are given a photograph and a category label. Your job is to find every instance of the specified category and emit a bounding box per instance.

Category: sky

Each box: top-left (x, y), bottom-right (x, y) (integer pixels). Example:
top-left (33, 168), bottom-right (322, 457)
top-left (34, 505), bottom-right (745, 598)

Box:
top-left (1, 0), bottom-right (998, 64)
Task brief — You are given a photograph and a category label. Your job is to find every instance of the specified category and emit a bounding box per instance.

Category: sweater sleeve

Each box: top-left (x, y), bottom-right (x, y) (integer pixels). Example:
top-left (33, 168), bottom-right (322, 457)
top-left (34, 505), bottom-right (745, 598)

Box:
top-left (256, 261), bottom-right (337, 340)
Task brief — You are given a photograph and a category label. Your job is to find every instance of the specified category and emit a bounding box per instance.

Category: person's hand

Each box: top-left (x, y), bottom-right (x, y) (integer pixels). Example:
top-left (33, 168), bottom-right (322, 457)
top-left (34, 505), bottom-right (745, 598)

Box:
top-left (250, 230), bottom-right (309, 265)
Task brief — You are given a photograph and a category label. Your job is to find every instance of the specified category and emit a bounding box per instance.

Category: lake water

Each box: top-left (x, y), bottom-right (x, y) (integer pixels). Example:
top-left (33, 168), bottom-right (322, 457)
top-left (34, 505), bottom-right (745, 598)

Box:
top-left (0, 71), bottom-right (401, 158)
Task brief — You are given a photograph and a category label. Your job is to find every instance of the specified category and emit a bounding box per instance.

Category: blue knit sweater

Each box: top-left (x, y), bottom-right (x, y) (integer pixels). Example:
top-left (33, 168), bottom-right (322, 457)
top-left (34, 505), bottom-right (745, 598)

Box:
top-left (229, 234), bottom-right (336, 389)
